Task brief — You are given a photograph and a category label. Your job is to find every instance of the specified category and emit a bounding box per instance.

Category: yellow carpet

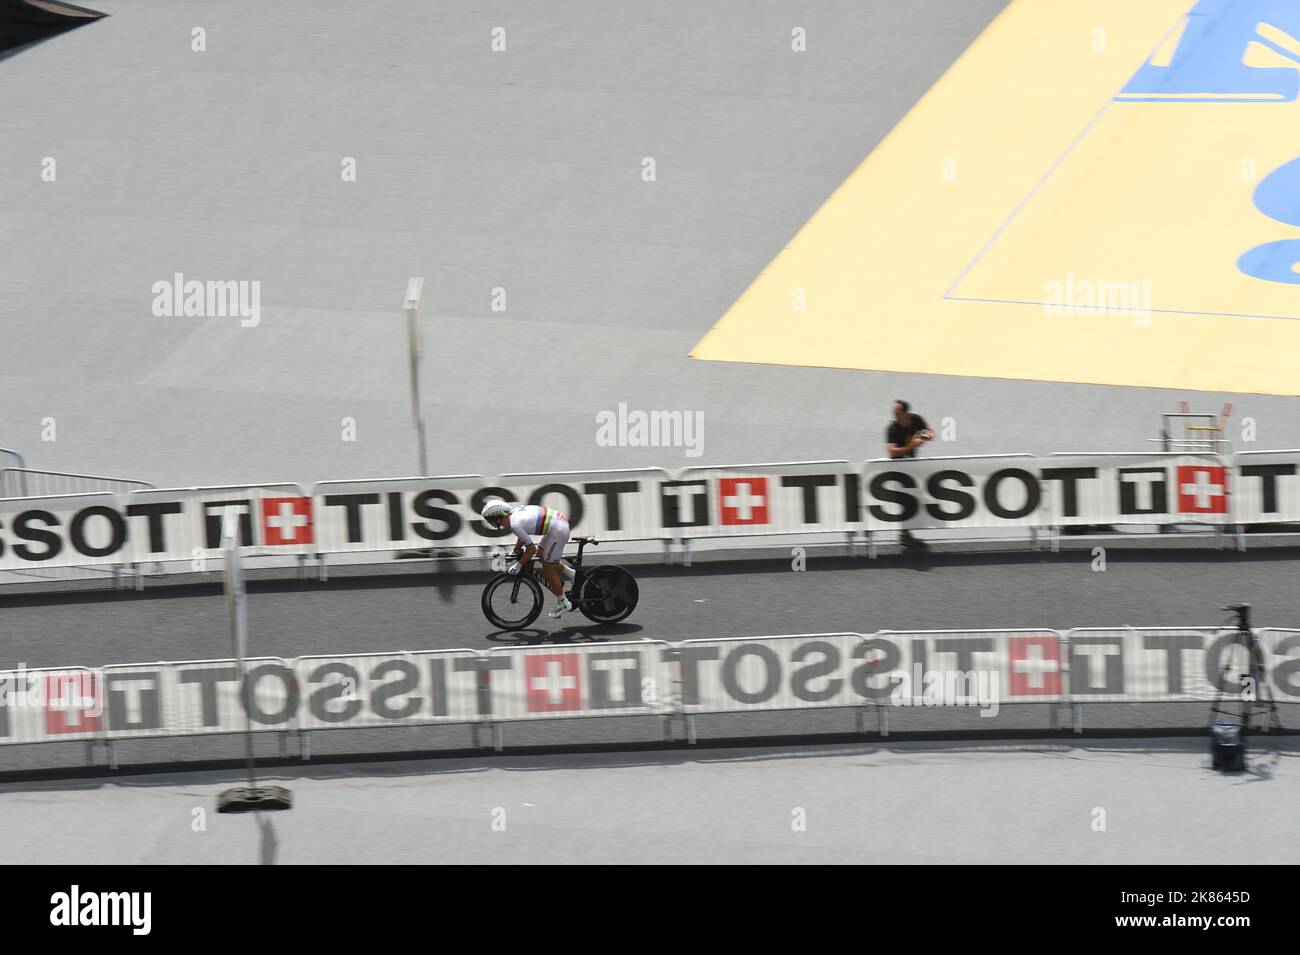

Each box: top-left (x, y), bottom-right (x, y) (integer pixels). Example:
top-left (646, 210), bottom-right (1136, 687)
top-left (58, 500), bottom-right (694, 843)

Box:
top-left (692, 0), bottom-right (1300, 395)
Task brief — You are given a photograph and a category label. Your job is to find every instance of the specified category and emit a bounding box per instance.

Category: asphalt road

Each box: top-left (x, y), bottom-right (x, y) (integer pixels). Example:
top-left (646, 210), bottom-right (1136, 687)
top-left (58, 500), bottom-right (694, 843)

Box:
top-left (5, 543), bottom-right (1300, 668)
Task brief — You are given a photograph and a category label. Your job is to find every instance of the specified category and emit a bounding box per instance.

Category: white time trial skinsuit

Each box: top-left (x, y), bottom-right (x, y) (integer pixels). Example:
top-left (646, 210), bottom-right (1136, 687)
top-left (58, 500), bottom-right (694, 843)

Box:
top-left (506, 504), bottom-right (571, 564)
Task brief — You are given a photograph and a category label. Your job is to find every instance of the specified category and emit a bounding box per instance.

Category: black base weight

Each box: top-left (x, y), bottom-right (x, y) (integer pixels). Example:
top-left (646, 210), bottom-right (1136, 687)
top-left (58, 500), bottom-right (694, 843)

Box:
top-left (217, 785), bottom-right (293, 813)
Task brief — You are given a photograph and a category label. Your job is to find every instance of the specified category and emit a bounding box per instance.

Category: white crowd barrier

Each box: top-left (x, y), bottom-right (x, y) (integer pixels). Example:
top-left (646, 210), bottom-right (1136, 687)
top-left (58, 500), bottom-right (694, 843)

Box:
top-left (1, 452), bottom-right (1299, 574)
top-left (0, 628), bottom-right (1293, 753)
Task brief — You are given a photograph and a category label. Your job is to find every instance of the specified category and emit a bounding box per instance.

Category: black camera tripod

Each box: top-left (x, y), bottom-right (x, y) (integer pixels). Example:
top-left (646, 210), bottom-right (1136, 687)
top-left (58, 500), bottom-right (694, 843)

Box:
top-left (1208, 604), bottom-right (1281, 737)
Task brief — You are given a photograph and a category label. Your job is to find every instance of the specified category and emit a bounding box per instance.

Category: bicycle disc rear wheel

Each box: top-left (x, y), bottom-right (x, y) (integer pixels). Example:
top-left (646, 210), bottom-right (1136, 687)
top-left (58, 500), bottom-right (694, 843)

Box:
top-left (578, 565), bottom-right (639, 624)
top-left (482, 573), bottom-right (544, 630)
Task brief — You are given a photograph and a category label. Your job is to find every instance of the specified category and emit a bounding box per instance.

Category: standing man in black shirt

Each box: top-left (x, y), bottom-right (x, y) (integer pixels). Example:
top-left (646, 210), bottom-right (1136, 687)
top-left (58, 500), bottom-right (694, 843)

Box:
top-left (886, 400), bottom-right (933, 459)
top-left (885, 400), bottom-right (934, 546)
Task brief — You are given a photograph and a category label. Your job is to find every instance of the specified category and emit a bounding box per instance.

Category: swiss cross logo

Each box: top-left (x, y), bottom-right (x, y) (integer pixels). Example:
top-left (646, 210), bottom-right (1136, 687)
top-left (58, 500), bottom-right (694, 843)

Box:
top-left (525, 654), bottom-right (582, 712)
top-left (45, 673), bottom-right (102, 734)
top-left (1007, 636), bottom-right (1061, 697)
top-left (262, 497), bottom-right (314, 545)
top-left (1176, 466), bottom-right (1228, 514)
top-left (718, 477), bottom-right (770, 526)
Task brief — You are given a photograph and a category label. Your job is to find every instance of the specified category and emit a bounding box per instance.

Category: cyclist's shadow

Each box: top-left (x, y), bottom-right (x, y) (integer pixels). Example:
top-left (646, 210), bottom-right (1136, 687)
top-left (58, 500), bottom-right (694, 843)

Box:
top-left (486, 623), bottom-right (645, 645)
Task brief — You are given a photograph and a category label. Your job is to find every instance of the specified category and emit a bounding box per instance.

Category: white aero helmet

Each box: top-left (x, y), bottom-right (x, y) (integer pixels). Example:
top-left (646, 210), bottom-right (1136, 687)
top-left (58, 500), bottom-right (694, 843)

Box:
top-left (481, 499), bottom-right (512, 525)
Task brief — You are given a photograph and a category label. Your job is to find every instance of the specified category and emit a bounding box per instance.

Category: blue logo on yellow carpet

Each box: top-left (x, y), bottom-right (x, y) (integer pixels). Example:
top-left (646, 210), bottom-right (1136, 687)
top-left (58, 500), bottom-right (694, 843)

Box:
top-left (1118, 0), bottom-right (1300, 287)
top-left (1120, 0), bottom-right (1299, 103)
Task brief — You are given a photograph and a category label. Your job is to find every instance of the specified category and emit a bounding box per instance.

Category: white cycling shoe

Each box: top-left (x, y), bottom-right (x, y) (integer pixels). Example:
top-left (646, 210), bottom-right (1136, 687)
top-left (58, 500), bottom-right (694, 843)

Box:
top-left (549, 596), bottom-right (574, 619)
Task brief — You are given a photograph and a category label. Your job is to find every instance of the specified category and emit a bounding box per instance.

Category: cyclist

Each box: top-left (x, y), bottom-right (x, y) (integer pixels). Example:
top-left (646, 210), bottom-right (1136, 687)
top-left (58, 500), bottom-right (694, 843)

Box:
top-left (481, 499), bottom-right (574, 617)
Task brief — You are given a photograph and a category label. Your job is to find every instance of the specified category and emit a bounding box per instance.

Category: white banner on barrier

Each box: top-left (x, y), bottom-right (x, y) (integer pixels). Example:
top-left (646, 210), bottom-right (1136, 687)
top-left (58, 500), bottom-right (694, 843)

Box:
top-left (1064, 628), bottom-right (1254, 702)
top-left (292, 651), bottom-right (481, 729)
top-left (157, 657), bottom-right (294, 738)
top-left (495, 469), bottom-right (671, 544)
top-left (0, 493), bottom-right (126, 572)
top-left (2, 628), bottom-right (1299, 746)
top-left (1044, 455), bottom-right (1232, 527)
top-left (312, 475), bottom-right (486, 554)
top-left (312, 470), bottom-right (672, 553)
top-left (678, 634), bottom-right (875, 713)
top-left (861, 455), bottom-right (1044, 532)
top-left (1231, 452), bottom-right (1300, 525)
top-left (101, 664), bottom-right (177, 740)
top-left (875, 630), bottom-right (1067, 706)
top-left (678, 631), bottom-right (1066, 714)
top-left (0, 667), bottom-right (102, 743)
top-left (485, 641), bottom-right (675, 720)
top-left (161, 484), bottom-right (315, 560)
top-left (1259, 630), bottom-right (1300, 703)
top-left (0, 484), bottom-right (316, 572)
top-left (672, 463), bottom-right (859, 538)
top-left (2, 452), bottom-right (1300, 571)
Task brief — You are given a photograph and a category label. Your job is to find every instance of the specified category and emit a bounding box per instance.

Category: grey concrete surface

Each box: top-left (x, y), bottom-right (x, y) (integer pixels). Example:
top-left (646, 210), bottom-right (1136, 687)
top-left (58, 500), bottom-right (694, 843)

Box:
top-left (6, 0), bottom-right (1294, 496)
top-left (3, 737), bottom-right (1295, 864)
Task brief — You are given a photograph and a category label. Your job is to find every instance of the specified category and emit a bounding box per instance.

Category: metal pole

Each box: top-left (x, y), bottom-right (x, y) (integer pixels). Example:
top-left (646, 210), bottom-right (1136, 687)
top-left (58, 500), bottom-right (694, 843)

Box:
top-left (223, 509), bottom-right (256, 791)
top-left (213, 518), bottom-right (291, 814)
top-left (405, 277), bottom-right (428, 477)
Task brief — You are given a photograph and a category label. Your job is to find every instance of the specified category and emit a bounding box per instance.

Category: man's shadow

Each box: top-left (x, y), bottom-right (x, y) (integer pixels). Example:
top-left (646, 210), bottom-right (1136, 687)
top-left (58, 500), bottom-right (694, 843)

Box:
top-left (257, 814), bottom-right (279, 865)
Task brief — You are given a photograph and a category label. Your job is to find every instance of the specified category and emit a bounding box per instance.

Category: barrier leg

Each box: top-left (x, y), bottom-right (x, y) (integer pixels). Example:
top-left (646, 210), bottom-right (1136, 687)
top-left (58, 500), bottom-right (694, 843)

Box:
top-left (85, 741), bottom-right (96, 767)
top-left (1236, 525), bottom-right (1246, 552)
top-left (108, 741), bottom-right (118, 771)
top-left (867, 531), bottom-right (877, 560)
top-left (133, 563), bottom-right (143, 591)
top-left (319, 553), bottom-right (328, 582)
top-left (663, 540), bottom-right (673, 565)
top-left (686, 715), bottom-right (697, 745)
top-left (683, 539), bottom-right (693, 568)
top-left (493, 723), bottom-right (504, 752)
top-left (302, 731), bottom-right (312, 761)
top-left (112, 565), bottom-right (124, 591)
top-left (878, 706), bottom-right (889, 737)
top-left (1073, 704), bottom-right (1084, 734)
top-left (662, 716), bottom-right (675, 742)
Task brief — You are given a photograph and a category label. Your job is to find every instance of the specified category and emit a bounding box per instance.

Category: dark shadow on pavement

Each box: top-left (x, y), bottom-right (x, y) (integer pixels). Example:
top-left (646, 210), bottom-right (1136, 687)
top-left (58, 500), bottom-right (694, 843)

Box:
top-left (257, 814), bottom-right (278, 865)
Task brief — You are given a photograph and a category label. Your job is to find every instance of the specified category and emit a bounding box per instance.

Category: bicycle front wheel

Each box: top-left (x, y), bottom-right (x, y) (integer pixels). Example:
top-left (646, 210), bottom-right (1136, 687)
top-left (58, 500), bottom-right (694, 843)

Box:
top-left (482, 572), bottom-right (544, 630)
top-left (578, 565), bottom-right (639, 624)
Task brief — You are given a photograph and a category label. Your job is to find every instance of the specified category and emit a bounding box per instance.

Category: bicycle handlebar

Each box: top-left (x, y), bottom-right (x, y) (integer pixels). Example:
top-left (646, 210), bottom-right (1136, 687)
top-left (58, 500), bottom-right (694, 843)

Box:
top-left (507, 535), bottom-right (596, 559)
